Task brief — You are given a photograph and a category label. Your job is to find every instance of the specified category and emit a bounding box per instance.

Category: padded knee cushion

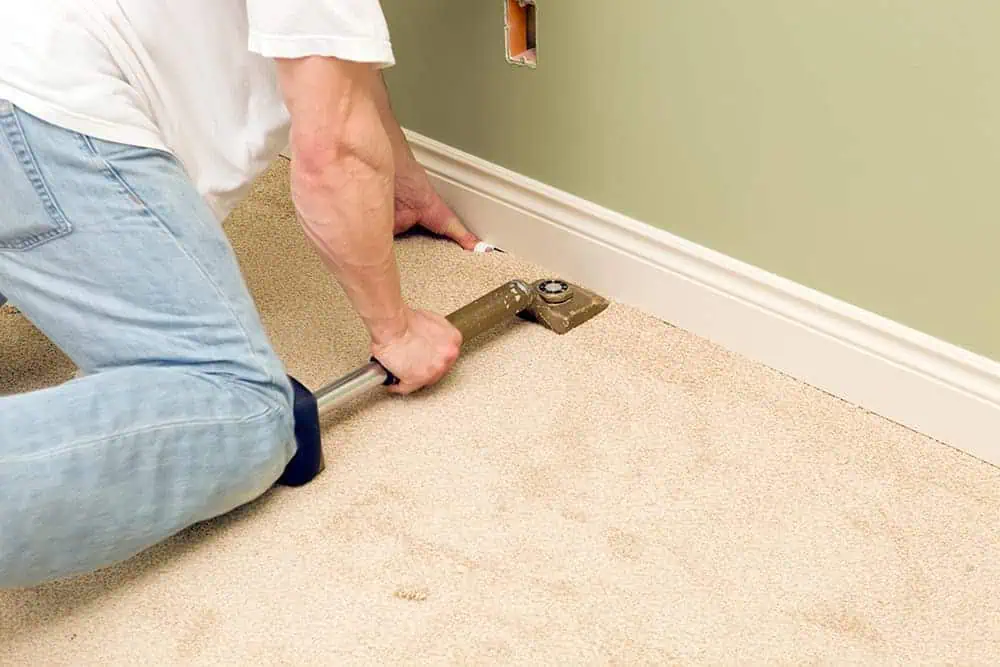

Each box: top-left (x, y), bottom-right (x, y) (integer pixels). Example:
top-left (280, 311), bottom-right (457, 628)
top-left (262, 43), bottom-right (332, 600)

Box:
top-left (276, 375), bottom-right (325, 487)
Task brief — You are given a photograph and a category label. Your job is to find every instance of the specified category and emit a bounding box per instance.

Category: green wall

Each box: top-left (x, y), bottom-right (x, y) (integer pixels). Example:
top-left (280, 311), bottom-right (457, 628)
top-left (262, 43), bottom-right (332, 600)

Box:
top-left (381, 1), bottom-right (1000, 362)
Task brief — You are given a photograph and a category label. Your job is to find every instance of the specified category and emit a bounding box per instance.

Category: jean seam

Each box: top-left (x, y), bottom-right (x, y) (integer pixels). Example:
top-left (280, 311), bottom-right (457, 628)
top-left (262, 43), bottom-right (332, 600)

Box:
top-left (0, 107), bottom-right (74, 250)
top-left (0, 404), bottom-right (284, 465)
top-left (78, 134), bottom-right (271, 386)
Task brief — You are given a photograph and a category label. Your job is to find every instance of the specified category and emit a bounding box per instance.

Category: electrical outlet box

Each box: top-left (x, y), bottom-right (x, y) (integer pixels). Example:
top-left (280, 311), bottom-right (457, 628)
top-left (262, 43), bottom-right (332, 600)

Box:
top-left (505, 0), bottom-right (536, 67)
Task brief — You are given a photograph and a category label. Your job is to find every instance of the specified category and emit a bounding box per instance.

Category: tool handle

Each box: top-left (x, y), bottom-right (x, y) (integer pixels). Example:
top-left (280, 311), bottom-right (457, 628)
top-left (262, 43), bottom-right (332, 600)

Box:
top-left (371, 279), bottom-right (533, 387)
top-left (312, 360), bottom-right (390, 413)
top-left (278, 279), bottom-right (537, 487)
top-left (314, 279), bottom-right (534, 415)
top-left (445, 279), bottom-right (533, 342)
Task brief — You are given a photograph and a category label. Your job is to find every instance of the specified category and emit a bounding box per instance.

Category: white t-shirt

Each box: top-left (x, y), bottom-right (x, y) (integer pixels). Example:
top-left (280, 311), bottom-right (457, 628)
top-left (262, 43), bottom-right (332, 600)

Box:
top-left (0, 0), bottom-right (395, 220)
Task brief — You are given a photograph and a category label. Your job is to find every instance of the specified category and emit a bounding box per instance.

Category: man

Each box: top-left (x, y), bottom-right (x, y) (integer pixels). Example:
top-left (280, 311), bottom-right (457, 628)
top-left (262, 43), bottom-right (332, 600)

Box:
top-left (0, 1), bottom-right (477, 588)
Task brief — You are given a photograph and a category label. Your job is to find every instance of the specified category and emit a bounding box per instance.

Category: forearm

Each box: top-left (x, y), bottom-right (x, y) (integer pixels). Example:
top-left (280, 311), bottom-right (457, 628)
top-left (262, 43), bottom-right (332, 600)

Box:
top-left (365, 71), bottom-right (480, 249)
top-left (291, 133), bottom-right (405, 344)
top-left (368, 71), bottom-right (417, 171)
top-left (276, 57), bottom-right (407, 344)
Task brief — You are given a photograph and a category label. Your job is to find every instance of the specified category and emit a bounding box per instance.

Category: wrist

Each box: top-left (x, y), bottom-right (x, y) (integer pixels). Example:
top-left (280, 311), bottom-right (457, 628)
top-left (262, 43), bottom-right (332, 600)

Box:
top-left (393, 158), bottom-right (424, 193)
top-left (368, 305), bottom-right (411, 348)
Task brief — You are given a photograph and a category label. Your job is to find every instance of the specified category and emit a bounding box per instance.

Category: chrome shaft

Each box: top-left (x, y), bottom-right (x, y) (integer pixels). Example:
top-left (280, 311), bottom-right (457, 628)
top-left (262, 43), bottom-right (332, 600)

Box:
top-left (314, 361), bottom-right (388, 414)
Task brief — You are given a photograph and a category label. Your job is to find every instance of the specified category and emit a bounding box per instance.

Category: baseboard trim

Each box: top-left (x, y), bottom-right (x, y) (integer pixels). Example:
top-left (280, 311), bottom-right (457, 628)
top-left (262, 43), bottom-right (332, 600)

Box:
top-left (404, 128), bottom-right (1000, 467)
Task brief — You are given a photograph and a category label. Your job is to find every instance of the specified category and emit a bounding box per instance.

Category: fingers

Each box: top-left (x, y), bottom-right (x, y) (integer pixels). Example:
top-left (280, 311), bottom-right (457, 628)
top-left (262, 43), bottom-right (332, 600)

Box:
top-left (439, 216), bottom-right (480, 251)
top-left (422, 212), bottom-right (478, 250)
top-left (385, 355), bottom-right (452, 395)
top-left (386, 381), bottom-right (417, 395)
top-left (419, 198), bottom-right (480, 250)
top-left (382, 312), bottom-right (462, 395)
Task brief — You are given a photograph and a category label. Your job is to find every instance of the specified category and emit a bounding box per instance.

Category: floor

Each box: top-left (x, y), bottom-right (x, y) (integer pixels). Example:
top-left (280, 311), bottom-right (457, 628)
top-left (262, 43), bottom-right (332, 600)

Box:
top-left (2, 159), bottom-right (1000, 665)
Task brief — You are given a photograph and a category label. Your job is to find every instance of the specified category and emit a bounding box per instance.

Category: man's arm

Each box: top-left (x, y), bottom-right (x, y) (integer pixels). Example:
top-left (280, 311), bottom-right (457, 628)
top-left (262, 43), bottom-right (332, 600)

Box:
top-left (274, 56), bottom-right (460, 394)
top-left (367, 72), bottom-right (480, 250)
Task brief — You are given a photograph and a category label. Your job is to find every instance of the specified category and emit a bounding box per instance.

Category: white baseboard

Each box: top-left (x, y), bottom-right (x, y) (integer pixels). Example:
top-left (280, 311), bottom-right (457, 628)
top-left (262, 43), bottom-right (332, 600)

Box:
top-left (404, 128), bottom-right (1000, 468)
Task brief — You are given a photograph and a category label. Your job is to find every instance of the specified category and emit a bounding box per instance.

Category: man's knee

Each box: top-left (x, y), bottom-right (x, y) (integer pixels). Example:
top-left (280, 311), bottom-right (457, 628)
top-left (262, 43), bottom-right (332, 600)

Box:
top-left (0, 369), bottom-right (297, 590)
top-left (224, 369), bottom-right (297, 469)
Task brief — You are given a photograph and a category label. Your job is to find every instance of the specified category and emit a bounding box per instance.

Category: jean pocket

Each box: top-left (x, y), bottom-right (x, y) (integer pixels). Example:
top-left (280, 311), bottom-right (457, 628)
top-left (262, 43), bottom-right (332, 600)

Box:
top-left (0, 104), bottom-right (74, 251)
top-left (0, 210), bottom-right (73, 252)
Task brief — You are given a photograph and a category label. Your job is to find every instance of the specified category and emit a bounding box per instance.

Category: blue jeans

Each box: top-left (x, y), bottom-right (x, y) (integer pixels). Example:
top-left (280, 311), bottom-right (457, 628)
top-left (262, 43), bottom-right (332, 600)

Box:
top-left (0, 100), bottom-right (297, 588)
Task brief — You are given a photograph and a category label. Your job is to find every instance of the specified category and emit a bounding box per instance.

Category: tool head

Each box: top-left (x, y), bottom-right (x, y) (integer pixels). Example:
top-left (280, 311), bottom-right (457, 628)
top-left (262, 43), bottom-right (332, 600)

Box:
top-left (445, 277), bottom-right (609, 341)
top-left (518, 278), bottom-right (610, 334)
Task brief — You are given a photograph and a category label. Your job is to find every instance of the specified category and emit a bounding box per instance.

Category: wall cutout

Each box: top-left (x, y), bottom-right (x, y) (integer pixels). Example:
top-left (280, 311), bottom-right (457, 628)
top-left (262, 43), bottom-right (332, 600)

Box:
top-left (505, 0), bottom-right (536, 67)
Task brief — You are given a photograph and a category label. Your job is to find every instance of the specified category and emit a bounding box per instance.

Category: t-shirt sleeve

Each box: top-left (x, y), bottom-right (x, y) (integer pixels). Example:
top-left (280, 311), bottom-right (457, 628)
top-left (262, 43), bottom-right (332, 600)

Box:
top-left (245, 0), bottom-right (394, 66)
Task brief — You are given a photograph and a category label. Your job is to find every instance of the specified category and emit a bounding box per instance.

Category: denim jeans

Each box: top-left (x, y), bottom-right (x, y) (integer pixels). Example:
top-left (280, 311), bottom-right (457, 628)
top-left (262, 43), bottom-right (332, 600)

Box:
top-left (0, 100), bottom-right (297, 588)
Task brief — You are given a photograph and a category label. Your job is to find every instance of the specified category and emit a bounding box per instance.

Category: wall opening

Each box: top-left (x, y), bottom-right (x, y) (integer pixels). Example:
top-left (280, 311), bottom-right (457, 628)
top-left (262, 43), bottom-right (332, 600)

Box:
top-left (505, 0), bottom-right (537, 67)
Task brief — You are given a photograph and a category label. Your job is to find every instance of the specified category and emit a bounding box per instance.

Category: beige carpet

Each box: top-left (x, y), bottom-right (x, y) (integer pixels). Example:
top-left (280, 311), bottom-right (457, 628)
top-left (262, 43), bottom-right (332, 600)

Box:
top-left (2, 159), bottom-right (1000, 665)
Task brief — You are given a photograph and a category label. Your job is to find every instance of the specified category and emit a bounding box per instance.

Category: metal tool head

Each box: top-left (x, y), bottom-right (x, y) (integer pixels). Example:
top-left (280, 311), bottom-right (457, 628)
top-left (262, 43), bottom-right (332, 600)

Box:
top-left (518, 278), bottom-right (610, 334)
